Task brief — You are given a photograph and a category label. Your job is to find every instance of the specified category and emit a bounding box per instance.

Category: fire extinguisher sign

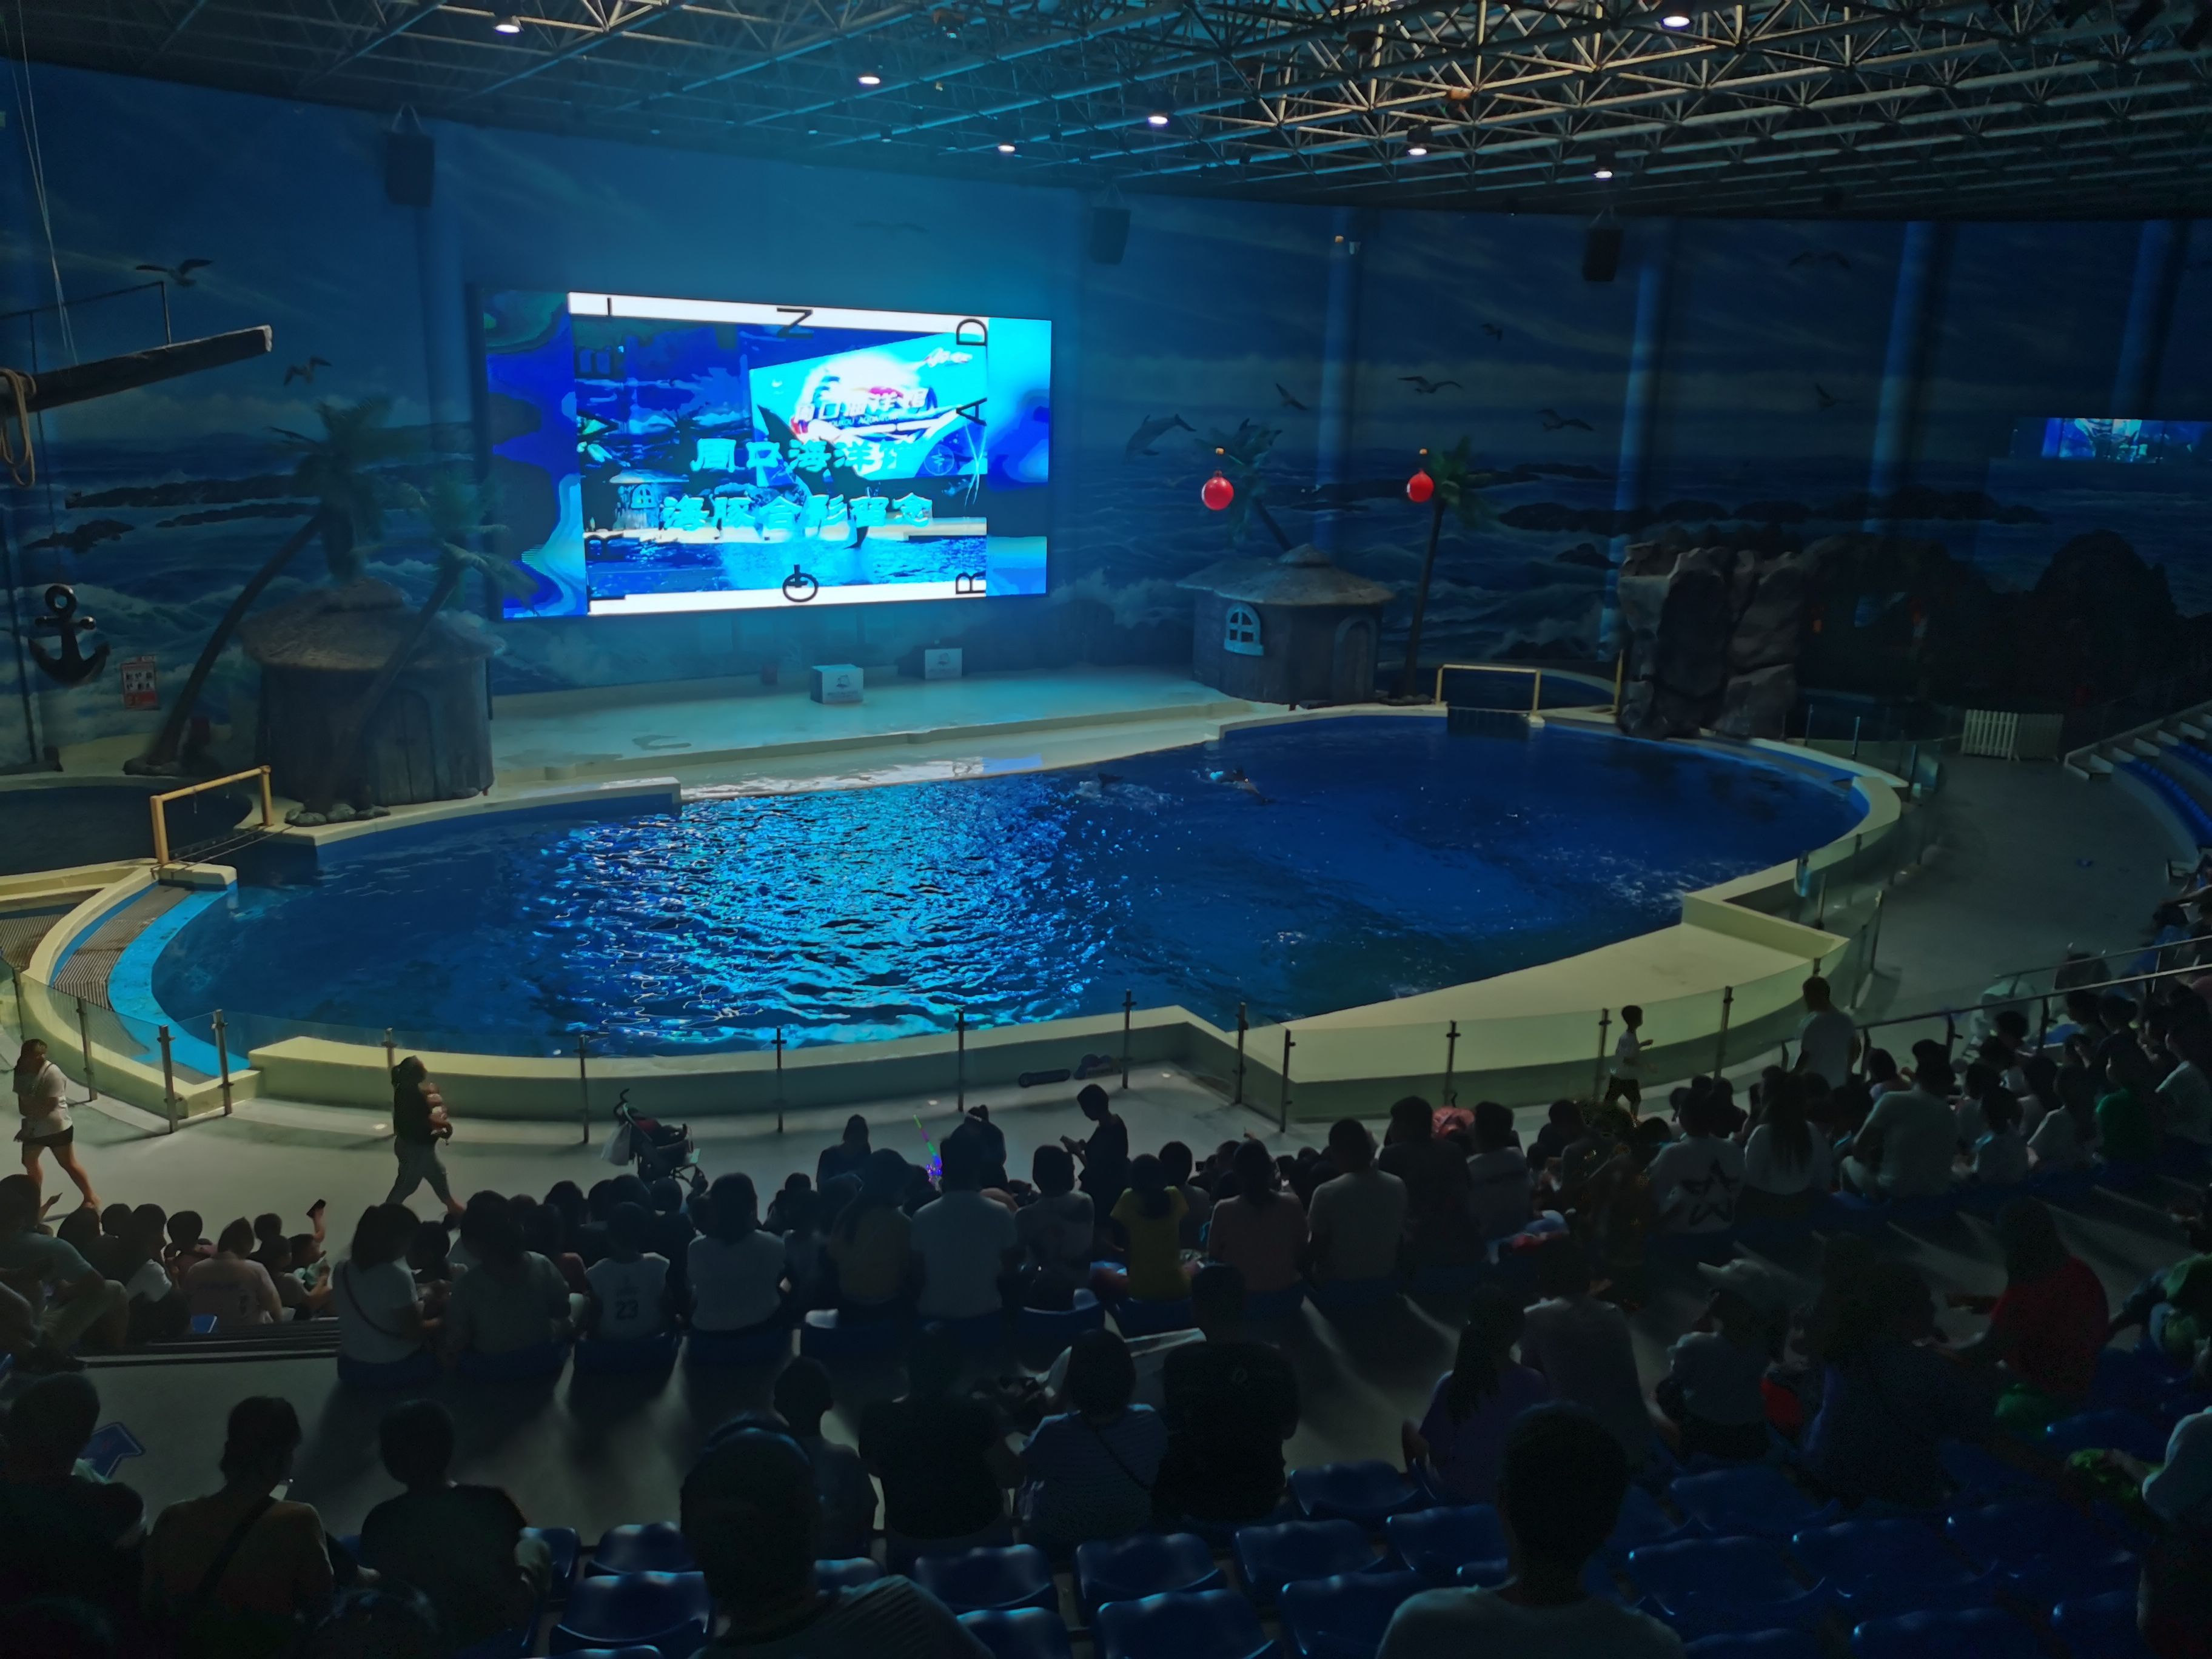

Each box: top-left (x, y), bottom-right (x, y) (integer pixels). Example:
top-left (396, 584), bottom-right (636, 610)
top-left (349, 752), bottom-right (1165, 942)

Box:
top-left (121, 655), bottom-right (158, 710)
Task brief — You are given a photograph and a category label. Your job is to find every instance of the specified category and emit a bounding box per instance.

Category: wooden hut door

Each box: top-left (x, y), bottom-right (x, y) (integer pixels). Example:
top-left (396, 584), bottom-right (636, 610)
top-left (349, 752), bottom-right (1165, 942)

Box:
top-left (1331, 617), bottom-right (1377, 703)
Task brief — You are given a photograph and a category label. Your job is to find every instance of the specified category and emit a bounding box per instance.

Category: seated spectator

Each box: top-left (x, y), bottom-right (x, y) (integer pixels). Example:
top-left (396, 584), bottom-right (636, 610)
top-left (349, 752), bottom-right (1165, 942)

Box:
top-left (681, 1424), bottom-right (991, 1658)
top-left (358, 1401), bottom-right (546, 1651)
top-left (1864, 1047), bottom-right (1901, 1101)
top-left (1519, 1236), bottom-right (1651, 1468)
top-left (645, 1176), bottom-right (697, 1305)
top-left (2096, 1405), bottom-right (2211, 1658)
top-left (779, 1186), bottom-right (833, 1310)
top-left (518, 1202), bottom-right (589, 1298)
top-left (440, 1196), bottom-right (580, 1361)
top-left (1404, 1287), bottom-right (1552, 1504)
top-left (1205, 1140), bottom-right (1307, 1295)
top-left (2097, 1053), bottom-right (2161, 1164)
top-left (0, 1173), bottom-right (128, 1362)
top-left (1740, 1079), bottom-right (1832, 1221)
top-left (1645, 1090), bottom-right (1746, 1233)
top-left (912, 1136), bottom-right (1020, 1322)
top-left (1017, 1329), bottom-right (1167, 1557)
top-left (0, 1373), bottom-right (147, 1627)
top-left (2031, 1067), bottom-right (2100, 1171)
top-left (859, 1325), bottom-right (1017, 1568)
top-left (1014, 1144), bottom-right (1093, 1310)
top-left (1842, 1047), bottom-right (1957, 1198)
top-left (331, 1204), bottom-right (431, 1372)
top-left (1953, 1196), bottom-right (2107, 1432)
top-left (1801, 1257), bottom-right (2046, 1506)
top-left (764, 1173), bottom-right (813, 1236)
top-left (1103, 1154), bottom-right (1192, 1302)
top-left (773, 1357), bottom-right (876, 1561)
top-left (1968, 1088), bottom-right (2031, 1187)
top-left (1308, 1118), bottom-right (1408, 1284)
top-left (1652, 1259), bottom-right (1785, 1463)
top-left (689, 1175), bottom-right (788, 1338)
top-left (2158, 1027), bottom-right (2212, 1146)
top-left (826, 1150), bottom-right (915, 1318)
top-left (144, 1396), bottom-right (334, 1659)
top-left (164, 1208), bottom-right (213, 1284)
top-left (943, 1104), bottom-right (1009, 1190)
top-left (83, 1202), bottom-right (139, 1281)
top-left (2111, 1250), bottom-right (2212, 1369)
top-left (121, 1204), bottom-right (189, 1346)
top-left (584, 1201), bottom-right (671, 1342)
top-left (1156, 1264), bottom-right (1301, 1523)
top-left (1379, 1095), bottom-right (1475, 1264)
top-left (816, 1114), bottom-right (873, 1188)
top-left (1379, 1405), bottom-right (1683, 1659)
top-left (303, 1585), bottom-right (443, 1659)
top-left (1159, 1140), bottom-right (1213, 1248)
top-left (186, 1219), bottom-right (284, 1332)
top-left (1466, 1101), bottom-right (1534, 1241)
top-left (1530, 1099), bottom-right (1584, 1169)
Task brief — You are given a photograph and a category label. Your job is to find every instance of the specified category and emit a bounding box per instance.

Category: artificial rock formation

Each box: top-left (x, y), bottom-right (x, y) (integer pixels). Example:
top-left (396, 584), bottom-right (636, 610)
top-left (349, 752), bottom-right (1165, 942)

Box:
top-left (1617, 538), bottom-right (1822, 740)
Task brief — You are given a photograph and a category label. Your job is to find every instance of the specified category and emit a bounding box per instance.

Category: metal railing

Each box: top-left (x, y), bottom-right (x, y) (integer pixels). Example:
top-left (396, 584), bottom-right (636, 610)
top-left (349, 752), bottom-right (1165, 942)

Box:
top-left (150, 765), bottom-right (275, 868)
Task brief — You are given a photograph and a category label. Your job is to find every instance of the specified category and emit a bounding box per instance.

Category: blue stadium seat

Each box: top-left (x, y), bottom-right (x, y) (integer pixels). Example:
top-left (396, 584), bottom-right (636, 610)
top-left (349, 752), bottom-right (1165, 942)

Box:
top-left (1945, 1499), bottom-right (2139, 1601)
top-left (1176, 1501), bottom-right (1301, 1552)
top-left (800, 1307), bottom-right (902, 1358)
top-left (2097, 1158), bottom-right (2157, 1193)
top-left (816, 1557), bottom-right (883, 1592)
top-left (1245, 1285), bottom-right (1309, 1322)
top-left (1848, 1606), bottom-right (2040, 1659)
top-left (455, 1340), bottom-right (569, 1382)
top-left (1233, 1518), bottom-right (1381, 1610)
top-left (1280, 1570), bottom-right (1426, 1659)
top-left (960, 1608), bottom-right (1076, 1659)
top-left (1382, 1503), bottom-right (1507, 1584)
top-left (1457, 1555), bottom-right (1621, 1601)
top-left (1608, 1483), bottom-right (1695, 1562)
top-left (1075, 1532), bottom-right (1224, 1623)
top-left (588, 1523), bottom-right (694, 1577)
top-left (2051, 1590), bottom-right (2152, 1659)
top-left (1788, 1518), bottom-right (1997, 1618)
top-left (1307, 1276), bottom-right (1400, 1313)
top-left (1668, 1467), bottom-right (1830, 1540)
top-left (2031, 1165), bottom-right (2098, 1202)
top-left (685, 1324), bottom-right (793, 1366)
top-left (573, 1331), bottom-right (680, 1375)
top-left (2090, 1346), bottom-right (2186, 1411)
top-left (531, 1526), bottom-right (582, 1597)
top-left (914, 1544), bottom-right (1059, 1616)
top-left (1625, 1536), bottom-right (1830, 1638)
top-left (1094, 1589), bottom-right (1277, 1659)
top-left (1937, 1438), bottom-right (2044, 1503)
top-left (1290, 1460), bottom-right (1429, 1526)
top-left (1113, 1296), bottom-right (1196, 1337)
top-left (1016, 1290), bottom-right (1105, 1341)
top-left (455, 1620), bottom-right (535, 1659)
top-left (1686, 1633), bottom-right (1825, 1659)
top-left (2044, 1409), bottom-right (2171, 1462)
top-left (549, 1571), bottom-right (712, 1657)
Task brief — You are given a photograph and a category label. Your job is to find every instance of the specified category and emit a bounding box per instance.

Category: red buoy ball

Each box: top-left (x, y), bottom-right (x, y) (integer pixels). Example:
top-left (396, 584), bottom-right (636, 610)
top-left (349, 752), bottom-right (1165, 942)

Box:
top-left (1406, 469), bottom-right (1435, 504)
top-left (1202, 471), bottom-right (1235, 511)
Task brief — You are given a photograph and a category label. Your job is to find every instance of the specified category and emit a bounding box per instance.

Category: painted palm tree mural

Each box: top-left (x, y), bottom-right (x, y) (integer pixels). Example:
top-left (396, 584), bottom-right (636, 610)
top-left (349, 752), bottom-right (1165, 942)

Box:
top-left (1398, 438), bottom-right (1498, 698)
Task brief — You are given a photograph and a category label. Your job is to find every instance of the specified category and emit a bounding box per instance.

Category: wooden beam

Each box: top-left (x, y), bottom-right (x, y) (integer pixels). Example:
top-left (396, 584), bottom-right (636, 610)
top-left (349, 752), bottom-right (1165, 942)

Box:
top-left (14, 326), bottom-right (272, 414)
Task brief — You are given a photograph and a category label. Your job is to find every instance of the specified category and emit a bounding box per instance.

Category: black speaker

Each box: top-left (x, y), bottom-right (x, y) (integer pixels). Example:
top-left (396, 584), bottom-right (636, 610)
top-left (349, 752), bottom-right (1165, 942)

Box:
top-left (385, 131), bottom-right (435, 208)
top-left (1581, 225), bottom-right (1623, 283)
top-left (1088, 206), bottom-right (1130, 265)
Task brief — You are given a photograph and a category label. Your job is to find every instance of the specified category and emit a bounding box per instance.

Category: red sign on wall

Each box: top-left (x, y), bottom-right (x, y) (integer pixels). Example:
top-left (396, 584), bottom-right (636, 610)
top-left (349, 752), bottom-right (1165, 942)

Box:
top-left (121, 655), bottom-right (158, 710)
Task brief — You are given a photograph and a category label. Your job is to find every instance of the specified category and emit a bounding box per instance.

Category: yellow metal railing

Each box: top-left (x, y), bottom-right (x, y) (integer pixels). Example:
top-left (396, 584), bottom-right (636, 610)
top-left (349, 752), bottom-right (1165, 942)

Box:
top-left (150, 765), bottom-right (275, 867)
top-left (1433, 662), bottom-right (1544, 714)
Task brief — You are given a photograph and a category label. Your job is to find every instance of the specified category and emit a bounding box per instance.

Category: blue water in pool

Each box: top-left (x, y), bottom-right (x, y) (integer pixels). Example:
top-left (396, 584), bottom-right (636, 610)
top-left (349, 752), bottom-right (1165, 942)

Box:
top-left (152, 719), bottom-right (1863, 1054)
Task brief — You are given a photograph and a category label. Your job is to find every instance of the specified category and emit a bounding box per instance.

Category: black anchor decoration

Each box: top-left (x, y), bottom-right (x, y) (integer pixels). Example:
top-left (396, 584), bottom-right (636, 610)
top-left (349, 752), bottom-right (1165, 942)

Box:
top-left (781, 565), bottom-right (820, 603)
top-left (28, 584), bottom-right (110, 686)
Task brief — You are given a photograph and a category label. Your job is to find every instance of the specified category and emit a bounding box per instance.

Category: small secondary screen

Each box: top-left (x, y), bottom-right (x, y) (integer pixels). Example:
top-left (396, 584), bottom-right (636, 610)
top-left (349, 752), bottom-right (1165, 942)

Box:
top-left (478, 290), bottom-right (1051, 619)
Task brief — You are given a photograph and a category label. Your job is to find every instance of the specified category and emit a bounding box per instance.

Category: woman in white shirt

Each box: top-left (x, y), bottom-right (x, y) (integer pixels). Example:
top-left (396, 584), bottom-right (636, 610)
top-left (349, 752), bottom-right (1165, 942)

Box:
top-left (1967, 1091), bottom-right (2031, 1187)
top-left (12, 1039), bottom-right (97, 1209)
top-left (1740, 1085), bottom-right (1833, 1221)
top-left (2028, 1070), bottom-right (2098, 1173)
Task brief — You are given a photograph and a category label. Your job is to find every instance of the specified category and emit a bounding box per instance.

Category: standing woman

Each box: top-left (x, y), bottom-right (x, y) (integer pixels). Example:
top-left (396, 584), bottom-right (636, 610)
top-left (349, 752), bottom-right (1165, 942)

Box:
top-left (386, 1057), bottom-right (464, 1219)
top-left (13, 1039), bottom-right (96, 1210)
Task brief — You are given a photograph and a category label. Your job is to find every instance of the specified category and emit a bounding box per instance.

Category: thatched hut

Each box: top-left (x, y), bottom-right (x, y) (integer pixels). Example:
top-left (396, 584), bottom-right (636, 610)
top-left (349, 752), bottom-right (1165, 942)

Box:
top-left (1180, 543), bottom-right (1391, 705)
top-left (240, 578), bottom-right (495, 807)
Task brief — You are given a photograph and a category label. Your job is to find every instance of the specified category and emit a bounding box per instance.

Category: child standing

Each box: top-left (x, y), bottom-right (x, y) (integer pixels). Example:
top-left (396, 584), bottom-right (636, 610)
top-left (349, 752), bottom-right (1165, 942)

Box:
top-left (1606, 1006), bottom-right (1647, 1114)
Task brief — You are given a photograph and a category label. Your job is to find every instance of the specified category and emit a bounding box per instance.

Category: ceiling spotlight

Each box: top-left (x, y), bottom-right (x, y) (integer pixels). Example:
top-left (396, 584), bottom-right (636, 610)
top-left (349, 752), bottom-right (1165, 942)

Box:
top-left (856, 70), bottom-right (883, 86)
top-left (493, 13), bottom-right (522, 32)
top-left (1147, 111), bottom-right (1171, 127)
top-left (1406, 129), bottom-right (1432, 156)
top-left (2122, 0), bottom-right (2165, 32)
top-left (996, 141), bottom-right (1017, 153)
top-left (1593, 152), bottom-right (1616, 179)
top-left (1659, 10), bottom-right (1691, 25)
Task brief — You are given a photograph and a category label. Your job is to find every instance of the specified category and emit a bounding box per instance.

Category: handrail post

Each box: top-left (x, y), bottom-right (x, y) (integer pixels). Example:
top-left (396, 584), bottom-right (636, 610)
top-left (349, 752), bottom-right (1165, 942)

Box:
top-left (158, 1024), bottom-right (178, 1127)
top-left (76, 996), bottom-right (97, 1101)
top-left (150, 793), bottom-right (169, 868)
top-left (1866, 891), bottom-right (1885, 979)
top-left (1530, 668), bottom-right (1544, 717)
top-left (257, 764), bottom-right (274, 828)
top-left (1611, 649), bottom-right (1625, 714)
top-left (1233, 1002), bottom-right (1248, 1106)
top-left (1278, 1029), bottom-right (1293, 1131)
top-left (1943, 1010), bottom-right (1957, 1059)
top-left (1851, 715), bottom-right (1863, 759)
top-left (774, 1027), bottom-right (786, 1134)
top-left (1815, 870), bottom-right (1828, 930)
top-left (1712, 986), bottom-right (1734, 1076)
top-left (383, 1028), bottom-right (396, 1079)
top-left (956, 1008), bottom-right (967, 1111)
top-left (576, 1032), bottom-right (592, 1147)
top-left (1433, 664), bottom-right (1445, 705)
top-left (1592, 1008), bottom-right (1611, 1099)
top-left (2036, 995), bottom-right (2050, 1051)
top-left (213, 1010), bottom-right (233, 1116)
top-left (1121, 990), bottom-right (1133, 1091)
top-left (1443, 1019), bottom-right (1459, 1107)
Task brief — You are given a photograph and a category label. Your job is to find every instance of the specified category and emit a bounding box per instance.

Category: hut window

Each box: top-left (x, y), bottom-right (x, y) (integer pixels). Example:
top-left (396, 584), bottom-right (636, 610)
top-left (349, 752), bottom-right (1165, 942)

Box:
top-left (1224, 604), bottom-right (1264, 657)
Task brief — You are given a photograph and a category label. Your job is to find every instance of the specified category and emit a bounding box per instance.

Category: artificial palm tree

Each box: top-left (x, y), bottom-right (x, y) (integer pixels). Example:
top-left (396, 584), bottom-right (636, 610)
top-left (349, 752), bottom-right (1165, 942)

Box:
top-left (301, 471), bottom-right (524, 813)
top-left (1199, 419), bottom-right (1293, 552)
top-left (134, 398), bottom-right (414, 771)
top-left (1397, 438), bottom-right (1498, 699)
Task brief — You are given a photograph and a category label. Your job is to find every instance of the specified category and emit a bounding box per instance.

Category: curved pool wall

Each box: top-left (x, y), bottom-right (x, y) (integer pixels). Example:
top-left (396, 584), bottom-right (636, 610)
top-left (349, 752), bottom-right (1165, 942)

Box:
top-left (18, 708), bottom-right (1906, 1122)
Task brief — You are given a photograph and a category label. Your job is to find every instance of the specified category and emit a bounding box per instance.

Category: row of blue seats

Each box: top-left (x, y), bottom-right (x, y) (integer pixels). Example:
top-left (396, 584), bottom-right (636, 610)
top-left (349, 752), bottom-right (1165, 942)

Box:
top-left (2125, 757), bottom-right (2212, 846)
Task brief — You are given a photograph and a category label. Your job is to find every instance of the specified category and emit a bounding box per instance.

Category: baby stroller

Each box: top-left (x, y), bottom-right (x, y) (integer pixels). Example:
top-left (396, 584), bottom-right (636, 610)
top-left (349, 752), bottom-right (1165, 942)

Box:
top-left (608, 1091), bottom-right (705, 1196)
